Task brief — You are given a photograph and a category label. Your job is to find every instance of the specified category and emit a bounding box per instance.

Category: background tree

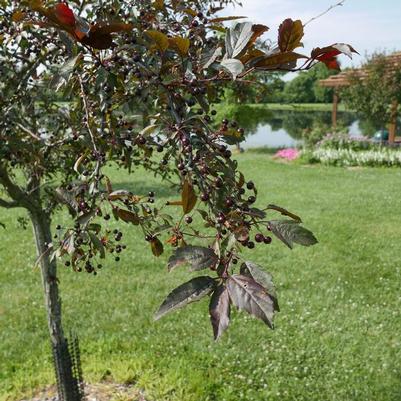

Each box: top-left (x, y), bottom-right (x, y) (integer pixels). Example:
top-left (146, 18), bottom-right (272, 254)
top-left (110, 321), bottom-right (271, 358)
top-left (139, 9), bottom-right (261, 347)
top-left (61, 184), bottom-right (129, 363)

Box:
top-left (341, 52), bottom-right (401, 129)
top-left (283, 63), bottom-right (339, 103)
top-left (0, 2), bottom-right (355, 400)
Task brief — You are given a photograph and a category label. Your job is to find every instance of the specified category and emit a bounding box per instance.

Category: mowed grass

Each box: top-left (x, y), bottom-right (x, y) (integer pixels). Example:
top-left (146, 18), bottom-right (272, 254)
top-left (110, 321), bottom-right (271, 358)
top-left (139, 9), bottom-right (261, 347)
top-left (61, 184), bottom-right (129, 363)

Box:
top-left (1, 156), bottom-right (401, 401)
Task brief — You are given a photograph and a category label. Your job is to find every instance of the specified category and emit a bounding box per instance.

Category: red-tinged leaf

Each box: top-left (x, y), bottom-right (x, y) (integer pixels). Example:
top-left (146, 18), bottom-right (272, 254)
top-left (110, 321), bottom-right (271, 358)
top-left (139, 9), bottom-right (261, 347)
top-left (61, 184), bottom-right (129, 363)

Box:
top-left (78, 22), bottom-right (133, 49)
top-left (324, 57), bottom-right (341, 71)
top-left (54, 3), bottom-right (76, 26)
top-left (278, 19), bottom-right (303, 52)
top-left (80, 31), bottom-right (112, 49)
top-left (234, 225), bottom-right (249, 242)
top-left (115, 208), bottom-right (140, 225)
top-left (151, 237), bottom-right (164, 257)
top-left (316, 49), bottom-right (340, 61)
top-left (91, 22), bottom-right (133, 36)
top-left (266, 204), bottom-right (302, 222)
top-left (249, 24), bottom-right (269, 47)
top-left (74, 15), bottom-right (90, 39)
top-left (311, 44), bottom-right (358, 61)
top-left (240, 48), bottom-right (265, 65)
top-left (209, 285), bottom-right (230, 340)
top-left (253, 52), bottom-right (306, 70)
top-left (181, 179), bottom-right (197, 214)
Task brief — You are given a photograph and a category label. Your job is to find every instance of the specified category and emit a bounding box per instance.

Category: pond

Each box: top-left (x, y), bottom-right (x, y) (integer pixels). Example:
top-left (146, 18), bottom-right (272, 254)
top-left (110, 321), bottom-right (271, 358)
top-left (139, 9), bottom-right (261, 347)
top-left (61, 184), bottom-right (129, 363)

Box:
top-left (219, 105), bottom-right (388, 149)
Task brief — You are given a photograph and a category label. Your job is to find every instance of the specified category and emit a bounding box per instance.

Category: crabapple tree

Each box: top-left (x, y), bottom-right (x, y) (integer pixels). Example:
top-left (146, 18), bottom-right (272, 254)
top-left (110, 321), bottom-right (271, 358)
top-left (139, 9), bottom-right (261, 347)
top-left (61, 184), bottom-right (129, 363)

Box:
top-left (0, 1), bottom-right (356, 399)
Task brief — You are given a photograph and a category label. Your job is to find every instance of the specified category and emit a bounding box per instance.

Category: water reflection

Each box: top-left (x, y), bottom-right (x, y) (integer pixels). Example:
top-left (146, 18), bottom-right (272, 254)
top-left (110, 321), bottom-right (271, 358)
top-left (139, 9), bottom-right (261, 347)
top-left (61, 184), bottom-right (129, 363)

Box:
top-left (220, 105), bottom-right (360, 149)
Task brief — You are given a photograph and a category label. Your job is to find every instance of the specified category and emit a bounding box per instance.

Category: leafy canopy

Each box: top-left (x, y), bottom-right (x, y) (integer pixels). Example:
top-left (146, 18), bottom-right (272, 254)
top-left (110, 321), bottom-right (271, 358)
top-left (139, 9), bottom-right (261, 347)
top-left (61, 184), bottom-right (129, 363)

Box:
top-left (0, 0), bottom-right (355, 338)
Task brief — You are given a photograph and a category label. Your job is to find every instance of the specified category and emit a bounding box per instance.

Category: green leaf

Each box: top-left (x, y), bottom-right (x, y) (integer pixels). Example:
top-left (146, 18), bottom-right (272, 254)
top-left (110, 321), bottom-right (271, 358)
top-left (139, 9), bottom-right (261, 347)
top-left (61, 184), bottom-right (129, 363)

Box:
top-left (220, 58), bottom-right (244, 80)
top-left (268, 219), bottom-right (318, 249)
top-left (227, 274), bottom-right (276, 328)
top-left (88, 232), bottom-right (105, 259)
top-left (209, 285), bottom-right (231, 340)
top-left (154, 276), bottom-right (215, 320)
top-left (139, 124), bottom-right (159, 137)
top-left (240, 262), bottom-right (279, 311)
top-left (167, 246), bottom-right (218, 272)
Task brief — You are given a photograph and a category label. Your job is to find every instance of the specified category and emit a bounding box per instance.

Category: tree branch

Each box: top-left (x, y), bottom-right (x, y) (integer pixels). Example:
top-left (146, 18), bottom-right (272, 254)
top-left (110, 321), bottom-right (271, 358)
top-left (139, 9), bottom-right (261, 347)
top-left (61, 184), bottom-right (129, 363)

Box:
top-left (0, 165), bottom-right (40, 211)
top-left (0, 198), bottom-right (19, 208)
top-left (304, 0), bottom-right (346, 27)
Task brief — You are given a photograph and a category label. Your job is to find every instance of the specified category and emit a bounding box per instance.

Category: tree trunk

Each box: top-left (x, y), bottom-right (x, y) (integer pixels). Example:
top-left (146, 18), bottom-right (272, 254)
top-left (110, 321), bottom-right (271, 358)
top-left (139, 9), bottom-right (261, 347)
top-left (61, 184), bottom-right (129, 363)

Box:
top-left (30, 211), bottom-right (80, 401)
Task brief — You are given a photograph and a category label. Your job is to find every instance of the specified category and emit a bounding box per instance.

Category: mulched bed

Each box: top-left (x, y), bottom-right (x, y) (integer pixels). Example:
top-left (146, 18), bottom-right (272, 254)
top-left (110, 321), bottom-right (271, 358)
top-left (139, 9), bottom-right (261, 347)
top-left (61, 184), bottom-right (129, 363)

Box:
top-left (19, 382), bottom-right (146, 401)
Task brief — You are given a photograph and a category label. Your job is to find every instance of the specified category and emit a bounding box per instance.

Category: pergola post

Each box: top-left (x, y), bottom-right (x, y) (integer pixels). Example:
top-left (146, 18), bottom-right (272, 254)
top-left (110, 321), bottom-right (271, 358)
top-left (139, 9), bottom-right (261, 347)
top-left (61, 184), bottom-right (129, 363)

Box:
top-left (332, 90), bottom-right (339, 129)
top-left (388, 100), bottom-right (398, 144)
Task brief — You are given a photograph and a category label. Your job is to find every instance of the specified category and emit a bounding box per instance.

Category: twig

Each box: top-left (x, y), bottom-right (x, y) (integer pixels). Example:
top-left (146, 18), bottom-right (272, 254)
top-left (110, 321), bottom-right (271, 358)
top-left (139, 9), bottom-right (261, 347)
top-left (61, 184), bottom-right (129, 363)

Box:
top-left (303, 0), bottom-right (346, 27)
top-left (17, 123), bottom-right (41, 140)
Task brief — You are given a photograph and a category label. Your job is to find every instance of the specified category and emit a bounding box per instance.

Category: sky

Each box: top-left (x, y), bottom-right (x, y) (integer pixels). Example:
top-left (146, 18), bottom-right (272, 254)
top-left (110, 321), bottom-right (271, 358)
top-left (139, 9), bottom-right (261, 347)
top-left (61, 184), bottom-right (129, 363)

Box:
top-left (221, 0), bottom-right (401, 69)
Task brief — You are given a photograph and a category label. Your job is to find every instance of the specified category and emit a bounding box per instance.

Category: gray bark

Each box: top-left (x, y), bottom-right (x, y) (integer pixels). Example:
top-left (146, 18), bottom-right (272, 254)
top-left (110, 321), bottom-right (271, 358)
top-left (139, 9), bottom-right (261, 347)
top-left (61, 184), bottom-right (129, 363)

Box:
top-left (30, 210), bottom-right (77, 401)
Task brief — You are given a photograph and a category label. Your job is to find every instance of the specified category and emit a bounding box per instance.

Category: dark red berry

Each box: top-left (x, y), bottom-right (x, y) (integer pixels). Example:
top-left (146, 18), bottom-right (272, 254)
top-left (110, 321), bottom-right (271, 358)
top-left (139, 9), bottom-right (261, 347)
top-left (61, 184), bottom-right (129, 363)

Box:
top-left (247, 241), bottom-right (255, 249)
top-left (200, 192), bottom-right (209, 202)
top-left (248, 196), bottom-right (256, 204)
top-left (264, 236), bottom-right (272, 244)
top-left (246, 181), bottom-right (254, 190)
top-left (255, 233), bottom-right (264, 243)
top-left (225, 198), bottom-right (234, 207)
top-left (185, 216), bottom-right (193, 224)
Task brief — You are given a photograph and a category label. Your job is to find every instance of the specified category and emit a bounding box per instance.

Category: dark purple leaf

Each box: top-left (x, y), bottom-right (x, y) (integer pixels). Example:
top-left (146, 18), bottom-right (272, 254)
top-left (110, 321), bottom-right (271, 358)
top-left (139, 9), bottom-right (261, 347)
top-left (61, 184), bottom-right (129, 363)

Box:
top-left (227, 274), bottom-right (275, 328)
top-left (268, 219), bottom-right (318, 249)
top-left (154, 276), bottom-right (215, 320)
top-left (209, 285), bottom-right (231, 340)
top-left (167, 246), bottom-right (218, 272)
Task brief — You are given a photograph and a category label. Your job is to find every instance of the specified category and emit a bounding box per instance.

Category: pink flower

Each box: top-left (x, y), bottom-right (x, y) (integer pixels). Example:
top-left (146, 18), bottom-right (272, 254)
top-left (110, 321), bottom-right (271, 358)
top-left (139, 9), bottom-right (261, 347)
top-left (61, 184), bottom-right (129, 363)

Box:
top-left (274, 148), bottom-right (299, 161)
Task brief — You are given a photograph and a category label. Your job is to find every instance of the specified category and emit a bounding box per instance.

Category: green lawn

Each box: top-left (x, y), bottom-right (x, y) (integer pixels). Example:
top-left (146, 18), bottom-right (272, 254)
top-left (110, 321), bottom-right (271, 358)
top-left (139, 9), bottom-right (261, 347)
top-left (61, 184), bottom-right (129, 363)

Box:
top-left (1, 156), bottom-right (401, 401)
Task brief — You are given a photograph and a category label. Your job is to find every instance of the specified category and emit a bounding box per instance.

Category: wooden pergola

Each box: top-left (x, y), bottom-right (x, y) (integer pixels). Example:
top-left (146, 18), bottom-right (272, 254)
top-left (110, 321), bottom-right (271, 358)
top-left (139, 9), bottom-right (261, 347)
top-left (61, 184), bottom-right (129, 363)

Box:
top-left (319, 52), bottom-right (401, 143)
